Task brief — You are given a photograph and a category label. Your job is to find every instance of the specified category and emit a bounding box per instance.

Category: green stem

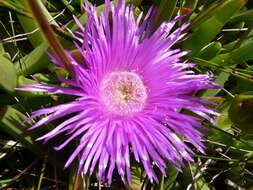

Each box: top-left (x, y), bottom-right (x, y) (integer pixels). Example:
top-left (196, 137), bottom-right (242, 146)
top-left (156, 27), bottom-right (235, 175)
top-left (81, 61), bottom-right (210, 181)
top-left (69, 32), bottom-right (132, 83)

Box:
top-left (37, 155), bottom-right (48, 190)
top-left (208, 125), bottom-right (253, 149)
top-left (195, 155), bottom-right (253, 164)
top-left (159, 175), bottom-right (164, 190)
top-left (61, 0), bottom-right (78, 14)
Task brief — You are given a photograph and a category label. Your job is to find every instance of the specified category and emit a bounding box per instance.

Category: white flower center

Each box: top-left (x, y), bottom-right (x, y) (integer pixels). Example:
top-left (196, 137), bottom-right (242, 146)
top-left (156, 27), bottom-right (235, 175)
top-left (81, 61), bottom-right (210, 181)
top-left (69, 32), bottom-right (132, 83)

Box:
top-left (100, 71), bottom-right (147, 116)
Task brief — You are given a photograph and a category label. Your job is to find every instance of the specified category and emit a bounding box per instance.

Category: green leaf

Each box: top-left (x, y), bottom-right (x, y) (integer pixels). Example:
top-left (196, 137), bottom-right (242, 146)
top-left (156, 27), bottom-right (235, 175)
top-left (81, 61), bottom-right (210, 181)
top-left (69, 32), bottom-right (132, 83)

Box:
top-left (0, 53), bottom-right (17, 92)
top-left (164, 165), bottom-right (178, 190)
top-left (216, 100), bottom-right (233, 130)
top-left (223, 40), bottom-right (239, 51)
top-left (189, 164), bottom-right (211, 190)
top-left (16, 0), bottom-right (58, 47)
top-left (211, 41), bottom-right (253, 65)
top-left (154, 164), bottom-right (178, 190)
top-left (199, 41), bottom-right (253, 97)
top-left (207, 99), bottom-right (234, 145)
top-left (61, 0), bottom-right (78, 14)
top-left (130, 164), bottom-right (143, 190)
top-left (198, 42), bottom-right (222, 60)
top-left (230, 9), bottom-right (253, 23)
top-left (0, 106), bottom-right (43, 156)
top-left (15, 42), bottom-right (50, 76)
top-left (183, 0), bottom-right (246, 55)
top-left (202, 71), bottom-right (230, 97)
top-left (229, 92), bottom-right (253, 134)
top-left (188, 0), bottom-right (225, 30)
top-left (0, 42), bottom-right (4, 54)
top-left (16, 75), bottom-right (44, 97)
top-left (152, 0), bottom-right (178, 30)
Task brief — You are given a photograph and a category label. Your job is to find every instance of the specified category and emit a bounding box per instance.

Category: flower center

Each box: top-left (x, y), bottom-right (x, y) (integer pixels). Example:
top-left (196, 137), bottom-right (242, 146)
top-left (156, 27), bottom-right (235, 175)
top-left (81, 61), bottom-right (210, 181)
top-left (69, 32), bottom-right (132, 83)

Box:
top-left (100, 71), bottom-right (147, 116)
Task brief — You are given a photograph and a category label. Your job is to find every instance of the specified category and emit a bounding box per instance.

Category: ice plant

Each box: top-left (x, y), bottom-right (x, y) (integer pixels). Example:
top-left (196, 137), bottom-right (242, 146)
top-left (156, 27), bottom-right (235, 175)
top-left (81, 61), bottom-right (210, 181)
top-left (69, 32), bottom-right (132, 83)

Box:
top-left (19, 0), bottom-right (219, 185)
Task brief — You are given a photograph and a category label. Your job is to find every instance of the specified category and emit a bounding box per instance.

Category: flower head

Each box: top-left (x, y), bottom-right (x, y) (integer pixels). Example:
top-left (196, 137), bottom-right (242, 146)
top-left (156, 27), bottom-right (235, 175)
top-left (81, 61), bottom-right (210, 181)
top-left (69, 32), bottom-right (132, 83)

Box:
top-left (19, 0), bottom-right (218, 185)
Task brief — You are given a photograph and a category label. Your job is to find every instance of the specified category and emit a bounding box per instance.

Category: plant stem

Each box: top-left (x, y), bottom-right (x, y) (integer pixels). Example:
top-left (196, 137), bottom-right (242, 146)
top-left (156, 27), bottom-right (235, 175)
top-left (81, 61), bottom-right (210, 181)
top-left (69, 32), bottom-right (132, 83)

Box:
top-left (27, 0), bottom-right (74, 76)
top-left (196, 155), bottom-right (253, 163)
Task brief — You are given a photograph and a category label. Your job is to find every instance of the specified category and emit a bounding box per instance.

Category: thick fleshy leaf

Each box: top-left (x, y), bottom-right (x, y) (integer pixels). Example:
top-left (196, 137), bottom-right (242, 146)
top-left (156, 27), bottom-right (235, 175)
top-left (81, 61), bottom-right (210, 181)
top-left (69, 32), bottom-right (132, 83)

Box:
top-left (198, 42), bottom-right (222, 60)
top-left (15, 42), bottom-right (50, 76)
top-left (0, 52), bottom-right (17, 92)
top-left (229, 93), bottom-right (253, 133)
top-left (211, 41), bottom-right (253, 65)
top-left (153, 0), bottom-right (178, 30)
top-left (183, 0), bottom-right (246, 55)
top-left (230, 9), bottom-right (253, 23)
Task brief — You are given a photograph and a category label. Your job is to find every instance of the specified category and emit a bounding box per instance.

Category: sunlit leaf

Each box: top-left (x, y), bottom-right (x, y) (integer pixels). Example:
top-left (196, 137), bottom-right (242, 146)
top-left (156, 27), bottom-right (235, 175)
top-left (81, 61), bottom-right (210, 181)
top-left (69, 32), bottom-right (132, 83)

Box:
top-left (183, 0), bottom-right (246, 55)
top-left (15, 42), bottom-right (50, 76)
top-left (0, 52), bottom-right (17, 92)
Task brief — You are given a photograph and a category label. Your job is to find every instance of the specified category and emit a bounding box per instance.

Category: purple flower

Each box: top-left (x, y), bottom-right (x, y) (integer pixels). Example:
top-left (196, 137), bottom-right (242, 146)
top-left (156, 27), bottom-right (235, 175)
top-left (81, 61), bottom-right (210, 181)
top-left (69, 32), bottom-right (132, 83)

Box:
top-left (19, 0), bottom-right (218, 185)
